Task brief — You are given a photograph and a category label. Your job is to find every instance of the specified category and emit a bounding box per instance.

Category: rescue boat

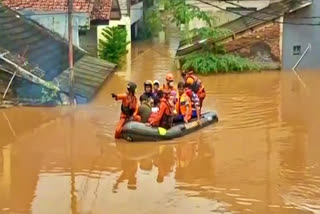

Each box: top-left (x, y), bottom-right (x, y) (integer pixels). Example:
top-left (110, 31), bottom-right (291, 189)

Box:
top-left (120, 112), bottom-right (218, 142)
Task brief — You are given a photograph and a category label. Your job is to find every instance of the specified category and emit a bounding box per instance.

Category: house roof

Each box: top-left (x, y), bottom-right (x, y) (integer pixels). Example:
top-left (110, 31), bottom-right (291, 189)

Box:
top-left (56, 55), bottom-right (115, 99)
top-left (176, 0), bottom-right (312, 57)
top-left (0, 3), bottom-right (116, 101)
top-left (91, 0), bottom-right (114, 20)
top-left (2, 0), bottom-right (113, 20)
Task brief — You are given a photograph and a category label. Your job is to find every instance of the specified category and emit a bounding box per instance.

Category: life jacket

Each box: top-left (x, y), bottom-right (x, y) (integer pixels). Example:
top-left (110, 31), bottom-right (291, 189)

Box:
top-left (160, 98), bottom-right (174, 129)
top-left (185, 74), bottom-right (203, 93)
top-left (176, 93), bottom-right (192, 120)
top-left (121, 94), bottom-right (137, 117)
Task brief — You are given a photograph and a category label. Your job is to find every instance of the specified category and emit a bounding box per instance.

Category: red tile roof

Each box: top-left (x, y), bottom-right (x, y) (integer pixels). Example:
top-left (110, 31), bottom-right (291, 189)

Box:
top-left (91, 0), bottom-right (113, 20)
top-left (2, 0), bottom-right (112, 20)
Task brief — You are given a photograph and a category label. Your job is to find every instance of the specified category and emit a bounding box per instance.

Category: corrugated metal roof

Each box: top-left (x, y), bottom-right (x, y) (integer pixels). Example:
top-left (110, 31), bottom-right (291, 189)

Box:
top-left (56, 56), bottom-right (115, 99)
top-left (176, 0), bottom-right (312, 57)
top-left (0, 4), bottom-right (116, 101)
top-left (0, 4), bottom-right (85, 80)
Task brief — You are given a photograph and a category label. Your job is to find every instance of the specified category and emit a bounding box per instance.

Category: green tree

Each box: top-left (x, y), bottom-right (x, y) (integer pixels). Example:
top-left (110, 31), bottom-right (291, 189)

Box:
top-left (98, 26), bottom-right (129, 66)
top-left (145, 8), bottom-right (163, 37)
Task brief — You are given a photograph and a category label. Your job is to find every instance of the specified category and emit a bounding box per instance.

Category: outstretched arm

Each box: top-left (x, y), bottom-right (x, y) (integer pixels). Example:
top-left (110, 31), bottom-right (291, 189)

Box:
top-left (112, 93), bottom-right (127, 101)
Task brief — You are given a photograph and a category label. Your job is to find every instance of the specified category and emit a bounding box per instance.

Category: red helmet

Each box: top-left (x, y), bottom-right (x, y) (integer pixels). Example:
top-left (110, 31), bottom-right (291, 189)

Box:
top-left (166, 73), bottom-right (174, 81)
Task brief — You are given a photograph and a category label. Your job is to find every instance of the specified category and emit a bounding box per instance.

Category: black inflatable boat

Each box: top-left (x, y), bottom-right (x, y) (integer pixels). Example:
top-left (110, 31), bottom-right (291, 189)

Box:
top-left (121, 112), bottom-right (218, 142)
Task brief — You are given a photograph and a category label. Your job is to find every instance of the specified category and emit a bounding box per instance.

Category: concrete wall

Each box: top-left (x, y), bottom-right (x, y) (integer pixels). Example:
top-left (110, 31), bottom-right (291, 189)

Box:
top-left (131, 2), bottom-right (143, 24)
top-left (282, 2), bottom-right (320, 70)
top-left (79, 25), bottom-right (98, 56)
top-left (187, 0), bottom-right (270, 28)
top-left (99, 16), bottom-right (132, 43)
top-left (96, 1), bottom-right (144, 55)
top-left (96, 16), bottom-right (132, 56)
top-left (20, 11), bottom-right (90, 47)
top-left (95, 1), bottom-right (143, 56)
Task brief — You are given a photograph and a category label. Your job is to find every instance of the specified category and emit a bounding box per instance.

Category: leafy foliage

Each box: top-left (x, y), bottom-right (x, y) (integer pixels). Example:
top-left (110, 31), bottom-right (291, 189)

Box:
top-left (40, 88), bottom-right (58, 104)
top-left (156, 0), bottom-right (260, 74)
top-left (164, 0), bottom-right (213, 27)
top-left (182, 52), bottom-right (260, 75)
top-left (144, 8), bottom-right (164, 37)
top-left (98, 26), bottom-right (129, 65)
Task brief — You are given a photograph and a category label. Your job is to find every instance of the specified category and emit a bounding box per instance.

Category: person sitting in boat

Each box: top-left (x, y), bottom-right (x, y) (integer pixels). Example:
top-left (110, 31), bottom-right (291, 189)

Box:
top-left (185, 88), bottom-right (201, 124)
top-left (138, 94), bottom-right (153, 123)
top-left (140, 80), bottom-right (154, 101)
top-left (175, 81), bottom-right (192, 123)
top-left (162, 73), bottom-right (177, 93)
top-left (153, 80), bottom-right (160, 95)
top-left (169, 90), bottom-right (178, 115)
top-left (182, 69), bottom-right (206, 110)
top-left (149, 90), bottom-right (162, 121)
top-left (111, 82), bottom-right (140, 139)
top-left (148, 89), bottom-right (174, 129)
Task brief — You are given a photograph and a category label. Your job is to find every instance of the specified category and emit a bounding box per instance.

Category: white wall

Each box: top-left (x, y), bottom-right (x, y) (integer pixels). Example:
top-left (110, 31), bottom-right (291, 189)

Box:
top-left (19, 11), bottom-right (90, 47)
top-left (96, 2), bottom-right (144, 56)
top-left (97, 16), bottom-right (132, 56)
top-left (130, 2), bottom-right (143, 24)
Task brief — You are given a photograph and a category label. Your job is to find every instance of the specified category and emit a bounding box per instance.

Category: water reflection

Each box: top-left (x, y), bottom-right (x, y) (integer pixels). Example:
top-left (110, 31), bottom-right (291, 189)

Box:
top-left (1, 37), bottom-right (320, 213)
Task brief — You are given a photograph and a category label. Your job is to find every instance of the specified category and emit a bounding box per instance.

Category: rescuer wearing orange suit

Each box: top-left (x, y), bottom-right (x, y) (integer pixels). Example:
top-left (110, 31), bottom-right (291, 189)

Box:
top-left (182, 70), bottom-right (206, 110)
top-left (175, 81), bottom-right (192, 123)
top-left (111, 82), bottom-right (140, 139)
top-left (148, 90), bottom-right (174, 129)
top-left (162, 73), bottom-right (177, 93)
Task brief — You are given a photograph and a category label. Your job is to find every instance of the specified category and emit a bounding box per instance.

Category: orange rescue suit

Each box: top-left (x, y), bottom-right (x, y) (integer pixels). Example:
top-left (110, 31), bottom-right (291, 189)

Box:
top-left (114, 93), bottom-right (140, 139)
top-left (176, 93), bottom-right (192, 121)
top-left (185, 74), bottom-right (206, 108)
top-left (149, 98), bottom-right (173, 129)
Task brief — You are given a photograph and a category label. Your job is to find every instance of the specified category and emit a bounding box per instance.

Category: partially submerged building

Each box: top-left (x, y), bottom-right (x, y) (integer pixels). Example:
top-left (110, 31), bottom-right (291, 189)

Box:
top-left (2, 0), bottom-right (144, 56)
top-left (0, 3), bottom-right (116, 105)
top-left (282, 0), bottom-right (319, 70)
top-left (176, 0), bottom-right (313, 70)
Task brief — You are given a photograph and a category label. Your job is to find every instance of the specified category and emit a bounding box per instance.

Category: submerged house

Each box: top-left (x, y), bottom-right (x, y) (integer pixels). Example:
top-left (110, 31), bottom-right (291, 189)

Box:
top-left (176, 0), bottom-right (312, 70)
top-left (0, 3), bottom-right (116, 105)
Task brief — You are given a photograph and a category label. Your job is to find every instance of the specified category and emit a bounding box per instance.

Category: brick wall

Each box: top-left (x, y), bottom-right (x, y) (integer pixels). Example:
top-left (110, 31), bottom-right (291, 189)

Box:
top-left (224, 23), bottom-right (280, 62)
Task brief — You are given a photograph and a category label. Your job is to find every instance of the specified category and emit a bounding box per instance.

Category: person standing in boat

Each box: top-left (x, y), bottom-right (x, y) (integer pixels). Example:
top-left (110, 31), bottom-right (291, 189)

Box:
top-left (185, 88), bottom-right (201, 124)
top-left (175, 81), bottom-right (192, 123)
top-left (111, 82), bottom-right (140, 139)
top-left (162, 73), bottom-right (177, 93)
top-left (148, 89), bottom-right (174, 129)
top-left (182, 69), bottom-right (206, 110)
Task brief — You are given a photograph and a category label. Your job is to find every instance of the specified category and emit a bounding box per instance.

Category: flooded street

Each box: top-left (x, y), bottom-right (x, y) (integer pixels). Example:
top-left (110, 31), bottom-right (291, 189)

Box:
top-left (1, 35), bottom-right (320, 214)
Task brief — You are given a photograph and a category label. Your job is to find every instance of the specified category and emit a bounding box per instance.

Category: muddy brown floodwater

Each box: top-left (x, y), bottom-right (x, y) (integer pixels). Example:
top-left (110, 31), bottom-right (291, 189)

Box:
top-left (1, 35), bottom-right (320, 214)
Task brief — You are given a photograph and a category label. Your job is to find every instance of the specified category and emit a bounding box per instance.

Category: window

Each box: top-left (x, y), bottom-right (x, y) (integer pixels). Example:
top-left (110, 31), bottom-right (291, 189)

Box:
top-left (293, 45), bottom-right (301, 55)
